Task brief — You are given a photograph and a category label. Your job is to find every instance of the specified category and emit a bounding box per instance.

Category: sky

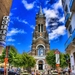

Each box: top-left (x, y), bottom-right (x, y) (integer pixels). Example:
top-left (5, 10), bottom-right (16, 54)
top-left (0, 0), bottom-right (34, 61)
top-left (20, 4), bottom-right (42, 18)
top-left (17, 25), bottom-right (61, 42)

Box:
top-left (6, 0), bottom-right (68, 54)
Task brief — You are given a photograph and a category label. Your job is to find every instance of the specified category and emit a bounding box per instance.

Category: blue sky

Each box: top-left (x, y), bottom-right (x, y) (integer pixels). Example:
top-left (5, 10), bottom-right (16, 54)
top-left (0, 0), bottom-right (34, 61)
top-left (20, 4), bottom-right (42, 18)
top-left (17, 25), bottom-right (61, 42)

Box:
top-left (6, 0), bottom-right (68, 53)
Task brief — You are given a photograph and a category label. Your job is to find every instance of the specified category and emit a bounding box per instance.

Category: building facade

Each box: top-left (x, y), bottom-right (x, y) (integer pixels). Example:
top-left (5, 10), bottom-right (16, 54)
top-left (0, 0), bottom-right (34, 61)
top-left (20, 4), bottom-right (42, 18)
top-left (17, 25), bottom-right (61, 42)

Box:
top-left (62, 0), bottom-right (75, 73)
top-left (0, 0), bottom-right (12, 55)
top-left (29, 6), bottom-right (50, 70)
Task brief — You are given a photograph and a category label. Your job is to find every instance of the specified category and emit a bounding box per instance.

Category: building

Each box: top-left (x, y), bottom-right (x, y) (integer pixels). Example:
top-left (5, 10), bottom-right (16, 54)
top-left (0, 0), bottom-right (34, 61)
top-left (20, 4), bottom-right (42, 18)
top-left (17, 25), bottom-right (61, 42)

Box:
top-left (62, 0), bottom-right (75, 73)
top-left (0, 0), bottom-right (12, 55)
top-left (29, 6), bottom-right (50, 71)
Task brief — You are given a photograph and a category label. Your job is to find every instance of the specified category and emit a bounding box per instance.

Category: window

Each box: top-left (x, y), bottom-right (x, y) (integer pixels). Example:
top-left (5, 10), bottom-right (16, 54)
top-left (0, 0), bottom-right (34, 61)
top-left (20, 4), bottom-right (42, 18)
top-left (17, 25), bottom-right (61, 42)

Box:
top-left (69, 25), bottom-right (72, 34)
top-left (38, 24), bottom-right (40, 32)
top-left (1, 30), bottom-right (3, 34)
top-left (41, 24), bottom-right (43, 32)
top-left (65, 5), bottom-right (68, 13)
top-left (38, 45), bottom-right (44, 56)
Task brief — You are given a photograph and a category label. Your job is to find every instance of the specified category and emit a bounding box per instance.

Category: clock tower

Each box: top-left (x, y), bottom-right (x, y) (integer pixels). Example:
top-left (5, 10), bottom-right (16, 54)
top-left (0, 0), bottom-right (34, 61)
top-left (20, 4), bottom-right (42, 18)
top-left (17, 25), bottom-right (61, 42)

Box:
top-left (29, 6), bottom-right (50, 70)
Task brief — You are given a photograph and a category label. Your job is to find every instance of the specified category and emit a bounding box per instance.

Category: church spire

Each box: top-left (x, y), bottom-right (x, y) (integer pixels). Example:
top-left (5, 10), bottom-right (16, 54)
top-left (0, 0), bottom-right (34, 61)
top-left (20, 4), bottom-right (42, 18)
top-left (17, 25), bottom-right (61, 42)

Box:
top-left (39, 5), bottom-right (43, 15)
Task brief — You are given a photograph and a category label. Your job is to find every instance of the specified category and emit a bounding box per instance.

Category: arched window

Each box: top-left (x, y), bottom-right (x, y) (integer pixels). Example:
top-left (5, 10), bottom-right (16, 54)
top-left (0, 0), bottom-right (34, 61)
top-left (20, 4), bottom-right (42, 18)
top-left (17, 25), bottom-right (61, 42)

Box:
top-left (38, 45), bottom-right (44, 56)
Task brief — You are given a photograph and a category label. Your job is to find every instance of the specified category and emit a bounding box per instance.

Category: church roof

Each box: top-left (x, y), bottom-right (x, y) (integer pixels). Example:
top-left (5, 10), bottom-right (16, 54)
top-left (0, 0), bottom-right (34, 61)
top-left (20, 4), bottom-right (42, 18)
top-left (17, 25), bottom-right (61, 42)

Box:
top-left (36, 6), bottom-right (45, 18)
top-left (39, 6), bottom-right (43, 15)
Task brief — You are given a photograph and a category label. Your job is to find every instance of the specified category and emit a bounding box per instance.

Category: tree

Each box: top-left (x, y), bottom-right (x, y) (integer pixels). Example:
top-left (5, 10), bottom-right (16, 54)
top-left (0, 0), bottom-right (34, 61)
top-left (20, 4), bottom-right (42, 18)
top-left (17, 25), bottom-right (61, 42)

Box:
top-left (13, 53), bottom-right (23, 67)
top-left (46, 50), bottom-right (56, 68)
top-left (21, 52), bottom-right (36, 68)
top-left (60, 53), bottom-right (70, 68)
top-left (0, 45), bottom-right (18, 65)
top-left (46, 50), bottom-right (70, 68)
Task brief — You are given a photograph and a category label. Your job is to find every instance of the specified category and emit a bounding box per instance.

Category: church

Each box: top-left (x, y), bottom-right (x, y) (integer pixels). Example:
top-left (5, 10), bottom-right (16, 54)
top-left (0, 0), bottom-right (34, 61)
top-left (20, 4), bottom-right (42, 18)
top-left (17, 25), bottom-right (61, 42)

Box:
top-left (29, 6), bottom-right (50, 71)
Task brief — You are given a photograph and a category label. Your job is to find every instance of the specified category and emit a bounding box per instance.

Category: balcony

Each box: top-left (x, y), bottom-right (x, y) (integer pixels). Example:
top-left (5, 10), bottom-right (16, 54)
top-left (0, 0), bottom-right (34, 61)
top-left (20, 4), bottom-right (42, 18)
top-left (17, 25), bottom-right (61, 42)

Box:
top-left (69, 0), bottom-right (75, 12)
top-left (65, 29), bottom-right (75, 52)
top-left (65, 13), bottom-right (71, 28)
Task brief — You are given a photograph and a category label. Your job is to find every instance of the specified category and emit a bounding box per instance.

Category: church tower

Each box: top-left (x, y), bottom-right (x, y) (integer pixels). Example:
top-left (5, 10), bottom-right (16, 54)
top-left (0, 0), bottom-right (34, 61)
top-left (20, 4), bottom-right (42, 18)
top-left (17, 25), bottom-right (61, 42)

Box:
top-left (30, 6), bottom-right (50, 70)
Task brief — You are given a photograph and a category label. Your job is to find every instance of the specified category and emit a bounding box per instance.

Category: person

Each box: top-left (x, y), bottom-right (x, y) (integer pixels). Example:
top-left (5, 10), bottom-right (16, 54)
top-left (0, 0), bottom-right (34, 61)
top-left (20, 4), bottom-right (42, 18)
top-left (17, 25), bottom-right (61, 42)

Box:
top-left (68, 68), bottom-right (71, 75)
top-left (31, 70), bottom-right (35, 75)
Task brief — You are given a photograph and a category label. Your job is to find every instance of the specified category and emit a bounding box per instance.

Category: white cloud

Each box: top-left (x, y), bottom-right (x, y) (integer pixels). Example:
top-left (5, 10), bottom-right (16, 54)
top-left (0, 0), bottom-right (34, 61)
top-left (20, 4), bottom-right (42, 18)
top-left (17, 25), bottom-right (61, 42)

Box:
top-left (49, 26), bottom-right (66, 40)
top-left (12, 8), bottom-right (17, 10)
top-left (44, 8), bottom-right (58, 18)
top-left (18, 43), bottom-right (21, 44)
top-left (51, 23), bottom-right (58, 26)
top-left (22, 20), bottom-right (28, 24)
top-left (53, 0), bottom-right (62, 10)
top-left (16, 17), bottom-right (28, 24)
top-left (30, 25), bottom-right (35, 29)
top-left (22, 0), bottom-right (34, 10)
top-left (7, 28), bottom-right (27, 36)
top-left (43, 8), bottom-right (58, 27)
top-left (7, 38), bottom-right (15, 42)
top-left (59, 16), bottom-right (65, 23)
top-left (9, 12), bottom-right (13, 17)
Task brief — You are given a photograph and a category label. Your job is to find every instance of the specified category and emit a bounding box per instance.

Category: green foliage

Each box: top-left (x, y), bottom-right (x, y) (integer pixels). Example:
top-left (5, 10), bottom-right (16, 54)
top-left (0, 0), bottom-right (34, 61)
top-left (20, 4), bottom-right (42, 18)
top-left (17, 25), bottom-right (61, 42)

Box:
top-left (13, 53), bottom-right (23, 67)
top-left (21, 52), bottom-right (36, 68)
top-left (46, 50), bottom-right (70, 68)
top-left (46, 50), bottom-right (56, 68)
top-left (0, 45), bottom-right (18, 65)
top-left (0, 46), bottom-right (36, 68)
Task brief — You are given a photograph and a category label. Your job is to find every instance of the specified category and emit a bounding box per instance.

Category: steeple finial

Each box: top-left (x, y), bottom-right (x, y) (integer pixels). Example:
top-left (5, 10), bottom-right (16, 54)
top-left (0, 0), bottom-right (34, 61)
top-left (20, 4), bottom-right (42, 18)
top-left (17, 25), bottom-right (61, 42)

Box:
top-left (39, 5), bottom-right (43, 15)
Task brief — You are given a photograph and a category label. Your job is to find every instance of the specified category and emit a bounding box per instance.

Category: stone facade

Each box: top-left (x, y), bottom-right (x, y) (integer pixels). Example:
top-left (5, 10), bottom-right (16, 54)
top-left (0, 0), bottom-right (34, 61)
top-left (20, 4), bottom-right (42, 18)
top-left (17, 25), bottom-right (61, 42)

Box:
top-left (29, 6), bottom-right (50, 70)
top-left (0, 0), bottom-right (12, 55)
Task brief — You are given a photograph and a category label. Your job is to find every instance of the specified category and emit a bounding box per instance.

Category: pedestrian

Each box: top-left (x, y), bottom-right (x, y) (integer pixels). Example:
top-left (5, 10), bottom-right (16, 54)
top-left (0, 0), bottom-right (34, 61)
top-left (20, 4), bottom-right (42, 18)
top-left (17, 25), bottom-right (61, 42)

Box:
top-left (68, 68), bottom-right (71, 75)
top-left (31, 70), bottom-right (35, 75)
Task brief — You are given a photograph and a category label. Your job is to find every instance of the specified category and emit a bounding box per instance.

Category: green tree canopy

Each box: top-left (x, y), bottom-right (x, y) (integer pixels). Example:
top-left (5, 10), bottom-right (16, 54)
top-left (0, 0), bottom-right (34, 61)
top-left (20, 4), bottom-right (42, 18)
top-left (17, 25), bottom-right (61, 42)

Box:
top-left (46, 50), bottom-right (70, 68)
top-left (0, 45), bottom-right (18, 65)
top-left (21, 52), bottom-right (36, 68)
top-left (46, 50), bottom-right (56, 68)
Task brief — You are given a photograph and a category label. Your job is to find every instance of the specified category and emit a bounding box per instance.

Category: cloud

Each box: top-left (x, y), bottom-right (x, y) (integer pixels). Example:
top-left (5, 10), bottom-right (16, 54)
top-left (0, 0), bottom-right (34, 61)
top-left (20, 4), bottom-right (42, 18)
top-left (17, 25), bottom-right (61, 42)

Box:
top-left (18, 43), bottom-right (21, 44)
top-left (53, 0), bottom-right (62, 10)
top-left (9, 12), bottom-right (13, 17)
top-left (59, 16), bottom-right (65, 23)
top-left (43, 8), bottom-right (59, 27)
top-left (30, 25), bottom-right (35, 29)
top-left (7, 38), bottom-right (15, 42)
top-left (44, 8), bottom-right (58, 18)
top-left (7, 28), bottom-right (27, 36)
top-left (51, 23), bottom-right (58, 26)
top-left (16, 17), bottom-right (28, 24)
top-left (49, 26), bottom-right (66, 40)
top-left (12, 8), bottom-right (17, 10)
top-left (22, 0), bottom-right (35, 10)
top-left (22, 20), bottom-right (28, 24)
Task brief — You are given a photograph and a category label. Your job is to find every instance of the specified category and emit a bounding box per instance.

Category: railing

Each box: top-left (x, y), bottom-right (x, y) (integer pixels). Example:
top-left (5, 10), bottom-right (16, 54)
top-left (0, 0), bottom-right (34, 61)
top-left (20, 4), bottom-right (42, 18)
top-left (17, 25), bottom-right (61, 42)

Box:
top-left (65, 13), bottom-right (70, 25)
top-left (65, 29), bottom-right (75, 50)
top-left (69, 0), bottom-right (74, 10)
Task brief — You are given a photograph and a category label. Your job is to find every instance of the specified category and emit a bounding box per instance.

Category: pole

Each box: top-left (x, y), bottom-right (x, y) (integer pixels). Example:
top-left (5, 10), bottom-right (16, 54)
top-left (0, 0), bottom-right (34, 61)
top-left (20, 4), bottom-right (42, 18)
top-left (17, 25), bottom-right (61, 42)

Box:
top-left (4, 46), bottom-right (8, 75)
